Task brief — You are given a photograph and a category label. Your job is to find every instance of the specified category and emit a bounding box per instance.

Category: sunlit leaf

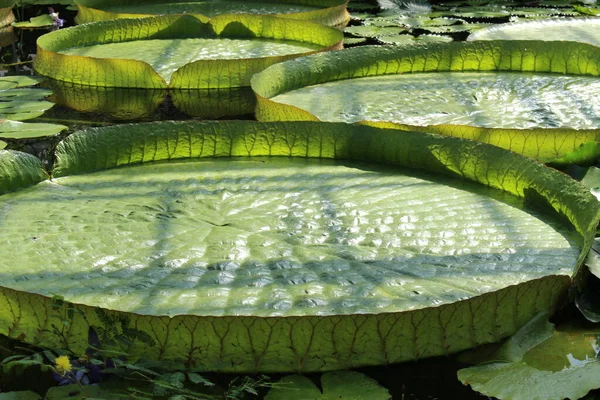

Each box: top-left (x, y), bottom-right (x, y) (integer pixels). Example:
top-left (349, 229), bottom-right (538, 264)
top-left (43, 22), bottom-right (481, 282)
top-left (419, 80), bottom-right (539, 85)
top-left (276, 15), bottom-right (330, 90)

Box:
top-left (252, 41), bottom-right (600, 163)
top-left (458, 314), bottom-right (600, 400)
top-left (75, 0), bottom-right (350, 28)
top-left (0, 121), bottom-right (597, 373)
top-left (35, 14), bottom-right (343, 88)
top-left (0, 120), bottom-right (67, 139)
top-left (12, 14), bottom-right (53, 28)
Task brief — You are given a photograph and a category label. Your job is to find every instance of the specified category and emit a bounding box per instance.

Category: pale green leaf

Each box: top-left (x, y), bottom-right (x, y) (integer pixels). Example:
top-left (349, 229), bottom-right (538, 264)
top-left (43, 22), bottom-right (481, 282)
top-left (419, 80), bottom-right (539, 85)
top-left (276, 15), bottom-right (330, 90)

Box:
top-left (458, 316), bottom-right (600, 400)
top-left (252, 41), bottom-right (600, 163)
top-left (0, 120), bottom-right (67, 139)
top-left (12, 14), bottom-right (53, 28)
top-left (468, 17), bottom-right (600, 47)
top-left (74, 0), bottom-right (350, 28)
top-left (35, 14), bottom-right (343, 89)
top-left (0, 121), bottom-right (597, 373)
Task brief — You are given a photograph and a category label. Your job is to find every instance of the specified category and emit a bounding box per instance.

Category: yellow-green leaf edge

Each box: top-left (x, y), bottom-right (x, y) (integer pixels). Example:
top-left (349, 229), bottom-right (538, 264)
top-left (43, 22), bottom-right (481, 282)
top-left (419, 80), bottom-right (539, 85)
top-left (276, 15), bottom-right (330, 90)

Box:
top-left (251, 41), bottom-right (600, 163)
top-left (75, 0), bottom-right (350, 29)
top-left (34, 14), bottom-right (343, 89)
top-left (2, 120), bottom-right (599, 373)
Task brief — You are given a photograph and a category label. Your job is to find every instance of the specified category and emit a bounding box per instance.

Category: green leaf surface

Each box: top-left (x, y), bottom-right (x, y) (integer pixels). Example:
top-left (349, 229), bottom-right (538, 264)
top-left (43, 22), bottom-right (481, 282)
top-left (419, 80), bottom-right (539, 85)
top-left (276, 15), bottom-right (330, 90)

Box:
top-left (0, 149), bottom-right (46, 194)
top-left (252, 41), bottom-right (600, 163)
top-left (35, 14), bottom-right (343, 88)
top-left (0, 120), bottom-right (67, 139)
top-left (1, 121), bottom-right (598, 372)
top-left (458, 315), bottom-right (600, 400)
top-left (0, 140), bottom-right (6, 149)
top-left (12, 14), bottom-right (54, 28)
top-left (266, 371), bottom-right (390, 399)
top-left (0, 392), bottom-right (41, 400)
top-left (0, 99), bottom-right (55, 121)
top-left (468, 17), bottom-right (600, 47)
top-left (74, 0), bottom-right (350, 28)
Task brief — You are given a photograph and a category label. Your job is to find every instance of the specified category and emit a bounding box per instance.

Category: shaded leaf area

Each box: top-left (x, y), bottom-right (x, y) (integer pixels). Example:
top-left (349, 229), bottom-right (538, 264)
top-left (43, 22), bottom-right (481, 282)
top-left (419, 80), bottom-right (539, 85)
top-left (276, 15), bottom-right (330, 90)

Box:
top-left (44, 79), bottom-right (256, 120)
top-left (458, 313), bottom-right (600, 400)
top-left (34, 14), bottom-right (343, 88)
top-left (0, 121), bottom-right (597, 372)
top-left (252, 41), bottom-right (600, 163)
top-left (0, 159), bottom-right (581, 316)
top-left (468, 17), bottom-right (600, 47)
top-left (44, 79), bottom-right (167, 120)
top-left (265, 371), bottom-right (390, 399)
top-left (270, 72), bottom-right (600, 129)
top-left (74, 0), bottom-right (350, 28)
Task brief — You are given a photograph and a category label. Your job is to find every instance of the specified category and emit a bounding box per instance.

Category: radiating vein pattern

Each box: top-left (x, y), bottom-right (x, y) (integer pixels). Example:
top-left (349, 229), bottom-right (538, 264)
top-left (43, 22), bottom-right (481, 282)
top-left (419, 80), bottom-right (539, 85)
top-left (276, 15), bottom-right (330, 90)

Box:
top-left (0, 158), bottom-right (579, 317)
top-left (60, 38), bottom-right (322, 81)
top-left (271, 72), bottom-right (600, 129)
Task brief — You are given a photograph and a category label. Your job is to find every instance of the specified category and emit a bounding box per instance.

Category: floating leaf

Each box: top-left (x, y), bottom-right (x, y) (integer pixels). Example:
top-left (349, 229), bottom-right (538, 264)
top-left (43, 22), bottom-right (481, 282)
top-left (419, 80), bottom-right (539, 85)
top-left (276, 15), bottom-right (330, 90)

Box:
top-left (12, 14), bottom-right (53, 28)
top-left (0, 140), bottom-right (6, 149)
top-left (0, 120), bottom-right (67, 139)
top-left (266, 371), bottom-right (390, 399)
top-left (0, 120), bottom-right (597, 372)
top-left (45, 79), bottom-right (167, 120)
top-left (468, 17), bottom-right (600, 47)
top-left (74, 0), bottom-right (350, 28)
top-left (458, 314), bottom-right (600, 400)
top-left (251, 41), bottom-right (600, 163)
top-left (35, 14), bottom-right (343, 89)
top-left (0, 391), bottom-right (41, 400)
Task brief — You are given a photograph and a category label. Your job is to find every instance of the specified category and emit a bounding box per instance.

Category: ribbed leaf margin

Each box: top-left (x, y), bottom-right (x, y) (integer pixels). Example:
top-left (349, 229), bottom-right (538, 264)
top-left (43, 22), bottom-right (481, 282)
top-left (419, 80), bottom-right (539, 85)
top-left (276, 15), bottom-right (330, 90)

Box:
top-left (251, 41), bottom-right (600, 163)
top-left (0, 121), bottom-right (595, 373)
top-left (35, 14), bottom-right (343, 89)
top-left (75, 0), bottom-right (350, 29)
top-left (0, 150), bottom-right (46, 194)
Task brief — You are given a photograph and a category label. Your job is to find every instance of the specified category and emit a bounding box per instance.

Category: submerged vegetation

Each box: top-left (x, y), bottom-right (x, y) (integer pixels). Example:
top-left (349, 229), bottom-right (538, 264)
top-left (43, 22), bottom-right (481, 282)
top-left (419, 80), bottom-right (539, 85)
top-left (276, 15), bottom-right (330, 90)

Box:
top-left (1, 0), bottom-right (600, 399)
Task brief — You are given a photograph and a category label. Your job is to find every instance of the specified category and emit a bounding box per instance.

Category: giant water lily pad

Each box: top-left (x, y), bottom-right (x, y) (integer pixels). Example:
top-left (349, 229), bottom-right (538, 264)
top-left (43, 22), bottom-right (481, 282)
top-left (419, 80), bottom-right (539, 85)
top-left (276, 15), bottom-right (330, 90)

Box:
top-left (251, 41), bottom-right (600, 163)
top-left (0, 121), bottom-right (598, 372)
top-left (75, 0), bottom-right (350, 28)
top-left (34, 14), bottom-right (343, 89)
top-left (468, 17), bottom-right (600, 47)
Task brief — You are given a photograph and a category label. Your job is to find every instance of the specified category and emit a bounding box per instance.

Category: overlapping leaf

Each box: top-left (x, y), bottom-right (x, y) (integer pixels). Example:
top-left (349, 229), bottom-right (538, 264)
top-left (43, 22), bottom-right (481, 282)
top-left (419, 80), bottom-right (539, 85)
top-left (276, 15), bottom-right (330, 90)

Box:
top-left (0, 121), bottom-right (597, 373)
top-left (251, 41), bottom-right (600, 163)
top-left (34, 14), bottom-right (343, 89)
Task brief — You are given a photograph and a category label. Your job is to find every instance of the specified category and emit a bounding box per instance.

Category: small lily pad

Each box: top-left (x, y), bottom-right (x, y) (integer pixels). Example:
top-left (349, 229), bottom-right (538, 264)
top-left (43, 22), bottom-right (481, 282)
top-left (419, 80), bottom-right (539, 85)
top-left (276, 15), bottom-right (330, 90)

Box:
top-left (0, 120), bottom-right (67, 139)
top-left (458, 313), bottom-right (600, 400)
top-left (12, 14), bottom-right (54, 28)
top-left (265, 371), bottom-right (391, 400)
top-left (0, 99), bottom-right (56, 121)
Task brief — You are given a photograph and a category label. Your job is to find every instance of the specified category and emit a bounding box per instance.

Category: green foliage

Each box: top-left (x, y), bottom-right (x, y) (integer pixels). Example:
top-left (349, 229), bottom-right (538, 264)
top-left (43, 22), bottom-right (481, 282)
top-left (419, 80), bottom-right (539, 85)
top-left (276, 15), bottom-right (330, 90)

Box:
top-left (266, 371), bottom-right (390, 399)
top-left (458, 313), bottom-right (600, 400)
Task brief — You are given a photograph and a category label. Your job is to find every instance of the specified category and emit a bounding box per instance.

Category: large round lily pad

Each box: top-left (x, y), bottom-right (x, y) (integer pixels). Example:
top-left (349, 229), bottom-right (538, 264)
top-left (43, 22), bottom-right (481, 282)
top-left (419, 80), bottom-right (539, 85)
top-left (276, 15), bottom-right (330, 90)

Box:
top-left (251, 41), bottom-right (600, 163)
top-left (75, 0), bottom-right (350, 28)
top-left (468, 17), bottom-right (600, 48)
top-left (34, 14), bottom-right (343, 89)
top-left (0, 121), bottom-right (597, 373)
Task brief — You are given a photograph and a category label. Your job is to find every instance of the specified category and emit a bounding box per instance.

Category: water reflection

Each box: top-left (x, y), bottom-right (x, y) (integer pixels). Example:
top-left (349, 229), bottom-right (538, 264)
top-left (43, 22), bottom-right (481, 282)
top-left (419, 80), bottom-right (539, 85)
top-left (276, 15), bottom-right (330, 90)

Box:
top-left (44, 79), bottom-right (255, 120)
